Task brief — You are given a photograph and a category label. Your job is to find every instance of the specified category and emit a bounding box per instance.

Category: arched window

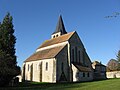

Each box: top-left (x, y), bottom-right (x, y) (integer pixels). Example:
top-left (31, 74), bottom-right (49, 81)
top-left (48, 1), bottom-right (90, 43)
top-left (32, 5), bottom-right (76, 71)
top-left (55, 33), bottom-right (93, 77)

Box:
top-left (75, 47), bottom-right (77, 63)
top-left (87, 72), bottom-right (89, 77)
top-left (56, 34), bottom-right (58, 37)
top-left (46, 62), bottom-right (48, 71)
top-left (83, 51), bottom-right (85, 65)
top-left (83, 72), bottom-right (85, 77)
top-left (61, 62), bottom-right (64, 72)
top-left (28, 64), bottom-right (29, 71)
top-left (53, 35), bottom-right (55, 38)
top-left (72, 49), bottom-right (74, 63)
top-left (78, 51), bottom-right (80, 63)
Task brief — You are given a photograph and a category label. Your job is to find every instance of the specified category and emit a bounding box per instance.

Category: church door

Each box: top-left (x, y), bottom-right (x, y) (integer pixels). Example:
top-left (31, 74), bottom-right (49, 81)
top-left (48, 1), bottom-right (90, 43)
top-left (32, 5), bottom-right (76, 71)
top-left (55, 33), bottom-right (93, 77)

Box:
top-left (39, 62), bottom-right (42, 82)
top-left (59, 62), bottom-right (67, 82)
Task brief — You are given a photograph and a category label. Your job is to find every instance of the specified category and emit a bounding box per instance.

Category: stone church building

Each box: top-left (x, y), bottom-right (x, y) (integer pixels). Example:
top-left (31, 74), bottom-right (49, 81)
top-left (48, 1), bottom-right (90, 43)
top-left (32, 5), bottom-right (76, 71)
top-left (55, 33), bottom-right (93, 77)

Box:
top-left (22, 16), bottom-right (94, 83)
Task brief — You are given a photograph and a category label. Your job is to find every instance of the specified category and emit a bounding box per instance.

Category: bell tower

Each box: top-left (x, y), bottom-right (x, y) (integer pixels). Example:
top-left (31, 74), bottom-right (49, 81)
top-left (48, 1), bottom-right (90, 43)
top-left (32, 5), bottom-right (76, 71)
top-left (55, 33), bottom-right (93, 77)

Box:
top-left (51, 15), bottom-right (67, 39)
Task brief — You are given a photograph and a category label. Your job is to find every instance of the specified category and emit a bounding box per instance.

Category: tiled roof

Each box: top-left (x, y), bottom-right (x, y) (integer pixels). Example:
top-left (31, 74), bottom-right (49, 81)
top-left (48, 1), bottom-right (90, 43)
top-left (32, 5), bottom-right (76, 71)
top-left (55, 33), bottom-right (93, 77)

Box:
top-left (37, 31), bottom-right (75, 49)
top-left (25, 45), bottom-right (66, 62)
top-left (74, 64), bottom-right (92, 72)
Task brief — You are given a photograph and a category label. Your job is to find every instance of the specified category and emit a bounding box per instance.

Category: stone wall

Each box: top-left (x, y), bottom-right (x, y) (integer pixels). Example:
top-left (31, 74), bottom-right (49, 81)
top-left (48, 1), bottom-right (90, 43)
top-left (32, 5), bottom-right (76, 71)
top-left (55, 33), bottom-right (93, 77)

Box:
top-left (23, 58), bottom-right (56, 83)
top-left (56, 45), bottom-right (70, 82)
top-left (72, 64), bottom-right (93, 82)
top-left (72, 64), bottom-right (78, 82)
top-left (106, 71), bottom-right (120, 78)
top-left (69, 32), bottom-right (93, 82)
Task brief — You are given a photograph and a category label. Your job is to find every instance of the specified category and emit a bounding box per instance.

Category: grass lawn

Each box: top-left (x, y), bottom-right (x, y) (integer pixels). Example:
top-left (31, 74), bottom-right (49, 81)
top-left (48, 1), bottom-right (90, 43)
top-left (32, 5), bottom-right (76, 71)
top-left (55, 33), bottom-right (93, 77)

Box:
top-left (1, 78), bottom-right (120, 90)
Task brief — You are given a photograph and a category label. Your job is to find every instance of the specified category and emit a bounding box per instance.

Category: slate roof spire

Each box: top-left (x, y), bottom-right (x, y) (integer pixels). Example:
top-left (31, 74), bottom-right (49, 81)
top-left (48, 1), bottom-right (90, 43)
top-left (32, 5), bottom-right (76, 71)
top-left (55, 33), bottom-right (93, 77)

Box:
top-left (53, 15), bottom-right (67, 35)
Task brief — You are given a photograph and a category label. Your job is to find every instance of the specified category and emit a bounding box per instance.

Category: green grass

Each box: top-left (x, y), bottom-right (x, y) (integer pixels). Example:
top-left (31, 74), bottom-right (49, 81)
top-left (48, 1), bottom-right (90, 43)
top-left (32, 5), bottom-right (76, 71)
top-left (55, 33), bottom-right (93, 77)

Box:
top-left (1, 78), bottom-right (120, 90)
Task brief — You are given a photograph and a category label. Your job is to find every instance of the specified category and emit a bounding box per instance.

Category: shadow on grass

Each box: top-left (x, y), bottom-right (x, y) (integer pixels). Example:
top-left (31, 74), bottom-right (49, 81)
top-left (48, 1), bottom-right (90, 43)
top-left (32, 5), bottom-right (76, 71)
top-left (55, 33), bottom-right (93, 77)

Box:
top-left (0, 81), bottom-right (86, 90)
top-left (1, 79), bottom-right (116, 90)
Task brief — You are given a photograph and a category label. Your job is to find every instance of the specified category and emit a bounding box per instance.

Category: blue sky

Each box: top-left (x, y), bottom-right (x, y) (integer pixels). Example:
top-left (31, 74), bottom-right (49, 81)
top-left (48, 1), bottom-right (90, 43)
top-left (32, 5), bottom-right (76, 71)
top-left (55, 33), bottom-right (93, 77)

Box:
top-left (0, 0), bottom-right (120, 67)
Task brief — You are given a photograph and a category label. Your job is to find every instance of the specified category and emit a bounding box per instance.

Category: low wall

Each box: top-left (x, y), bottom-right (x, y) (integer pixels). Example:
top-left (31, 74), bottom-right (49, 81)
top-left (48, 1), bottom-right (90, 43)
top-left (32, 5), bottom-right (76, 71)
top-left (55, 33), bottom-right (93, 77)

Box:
top-left (16, 75), bottom-right (22, 82)
top-left (106, 71), bottom-right (120, 78)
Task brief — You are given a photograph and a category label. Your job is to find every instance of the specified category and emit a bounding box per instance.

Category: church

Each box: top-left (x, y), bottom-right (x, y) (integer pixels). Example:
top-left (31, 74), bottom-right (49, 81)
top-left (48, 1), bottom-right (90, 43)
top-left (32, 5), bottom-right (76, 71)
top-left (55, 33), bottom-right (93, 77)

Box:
top-left (22, 16), bottom-right (94, 82)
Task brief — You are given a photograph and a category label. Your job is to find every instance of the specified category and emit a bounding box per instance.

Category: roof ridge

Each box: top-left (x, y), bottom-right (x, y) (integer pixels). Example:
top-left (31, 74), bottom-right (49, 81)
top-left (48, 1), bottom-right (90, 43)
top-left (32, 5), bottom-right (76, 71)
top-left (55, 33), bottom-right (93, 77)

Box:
top-left (24, 45), bottom-right (66, 62)
top-left (37, 31), bottom-right (75, 49)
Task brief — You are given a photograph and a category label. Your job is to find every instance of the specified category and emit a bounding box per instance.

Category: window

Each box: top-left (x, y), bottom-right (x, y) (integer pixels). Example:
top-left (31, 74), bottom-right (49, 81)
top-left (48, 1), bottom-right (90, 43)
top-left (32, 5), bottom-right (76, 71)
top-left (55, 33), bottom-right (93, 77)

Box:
top-left (61, 62), bottom-right (64, 72)
top-left (87, 72), bottom-right (89, 77)
top-left (75, 47), bottom-right (77, 63)
top-left (28, 64), bottom-right (29, 71)
top-left (83, 72), bottom-right (85, 77)
top-left (83, 51), bottom-right (85, 65)
top-left (72, 49), bottom-right (74, 62)
top-left (53, 35), bottom-right (55, 38)
top-left (56, 34), bottom-right (58, 37)
top-left (46, 62), bottom-right (48, 71)
top-left (78, 51), bottom-right (80, 63)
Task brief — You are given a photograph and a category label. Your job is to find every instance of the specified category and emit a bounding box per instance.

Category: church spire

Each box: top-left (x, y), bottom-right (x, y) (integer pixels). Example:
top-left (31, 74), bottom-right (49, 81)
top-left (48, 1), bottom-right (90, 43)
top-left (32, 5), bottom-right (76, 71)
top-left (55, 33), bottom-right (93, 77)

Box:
top-left (52, 15), bottom-right (67, 35)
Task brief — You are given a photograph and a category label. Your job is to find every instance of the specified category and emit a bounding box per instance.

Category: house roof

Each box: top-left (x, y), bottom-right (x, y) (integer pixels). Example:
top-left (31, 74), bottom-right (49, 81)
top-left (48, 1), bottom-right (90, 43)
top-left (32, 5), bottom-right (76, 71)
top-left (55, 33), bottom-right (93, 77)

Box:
top-left (25, 31), bottom-right (75, 62)
top-left (52, 15), bottom-right (67, 35)
top-left (92, 61), bottom-right (106, 67)
top-left (25, 45), bottom-right (66, 62)
top-left (74, 64), bottom-right (92, 72)
top-left (37, 31), bottom-right (75, 49)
